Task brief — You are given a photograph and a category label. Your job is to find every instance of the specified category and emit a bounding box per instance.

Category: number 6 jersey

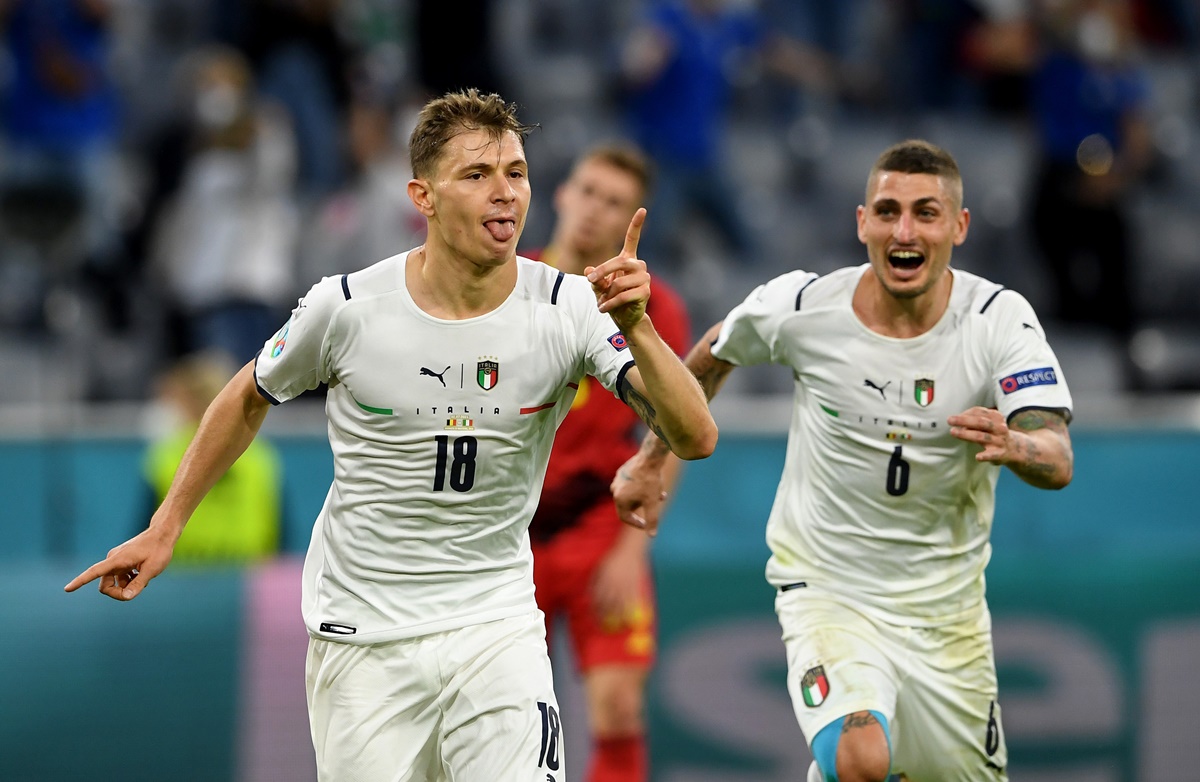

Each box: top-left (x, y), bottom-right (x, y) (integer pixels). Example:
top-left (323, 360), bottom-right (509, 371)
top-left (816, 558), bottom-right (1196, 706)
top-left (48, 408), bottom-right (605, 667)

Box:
top-left (712, 265), bottom-right (1073, 626)
top-left (255, 252), bottom-right (635, 644)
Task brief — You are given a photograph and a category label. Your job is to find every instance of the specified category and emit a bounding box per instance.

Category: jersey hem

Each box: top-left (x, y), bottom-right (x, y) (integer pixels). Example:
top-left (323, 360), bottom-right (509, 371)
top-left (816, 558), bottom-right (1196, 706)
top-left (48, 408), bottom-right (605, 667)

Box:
top-left (304, 602), bottom-right (535, 645)
top-left (771, 574), bottom-right (986, 629)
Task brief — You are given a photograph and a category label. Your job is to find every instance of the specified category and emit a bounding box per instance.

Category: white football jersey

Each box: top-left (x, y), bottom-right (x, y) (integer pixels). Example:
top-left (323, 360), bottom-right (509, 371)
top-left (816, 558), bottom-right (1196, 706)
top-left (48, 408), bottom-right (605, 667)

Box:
top-left (712, 265), bottom-right (1073, 626)
top-left (255, 252), bottom-right (635, 643)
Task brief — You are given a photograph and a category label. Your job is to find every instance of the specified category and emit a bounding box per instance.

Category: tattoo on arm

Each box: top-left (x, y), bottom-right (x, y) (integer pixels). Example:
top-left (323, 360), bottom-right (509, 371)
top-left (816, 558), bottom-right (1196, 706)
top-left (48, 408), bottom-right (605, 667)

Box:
top-left (1009, 408), bottom-right (1068, 434)
top-left (619, 376), bottom-right (669, 445)
top-left (1008, 408), bottom-right (1072, 487)
top-left (842, 712), bottom-right (880, 733)
top-left (685, 325), bottom-right (735, 401)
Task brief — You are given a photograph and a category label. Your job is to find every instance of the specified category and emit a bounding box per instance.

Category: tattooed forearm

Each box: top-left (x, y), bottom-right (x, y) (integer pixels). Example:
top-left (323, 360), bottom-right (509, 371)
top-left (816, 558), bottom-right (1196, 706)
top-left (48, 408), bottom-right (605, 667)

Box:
top-left (692, 357), bottom-right (734, 401)
top-left (1008, 408), bottom-right (1073, 489)
top-left (1009, 408), bottom-right (1068, 434)
top-left (620, 378), bottom-right (669, 445)
top-left (684, 322), bottom-right (735, 401)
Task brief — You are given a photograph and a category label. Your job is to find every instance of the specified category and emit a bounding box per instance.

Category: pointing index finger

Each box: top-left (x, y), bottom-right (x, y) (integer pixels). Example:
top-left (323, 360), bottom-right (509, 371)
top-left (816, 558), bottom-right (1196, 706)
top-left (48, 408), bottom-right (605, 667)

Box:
top-left (64, 561), bottom-right (110, 592)
top-left (621, 208), bottom-right (647, 259)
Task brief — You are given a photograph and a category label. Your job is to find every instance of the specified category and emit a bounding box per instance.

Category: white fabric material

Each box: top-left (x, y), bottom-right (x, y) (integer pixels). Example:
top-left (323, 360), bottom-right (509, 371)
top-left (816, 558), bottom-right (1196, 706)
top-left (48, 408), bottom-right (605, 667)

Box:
top-left (713, 265), bottom-right (1072, 626)
top-left (778, 587), bottom-right (1007, 781)
top-left (257, 253), bottom-right (633, 643)
top-left (306, 611), bottom-right (564, 782)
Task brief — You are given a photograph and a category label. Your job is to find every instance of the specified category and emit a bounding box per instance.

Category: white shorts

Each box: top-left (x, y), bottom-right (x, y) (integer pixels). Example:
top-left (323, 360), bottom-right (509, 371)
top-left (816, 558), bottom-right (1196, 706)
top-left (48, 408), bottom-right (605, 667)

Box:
top-left (776, 586), bottom-right (1007, 781)
top-left (306, 610), bottom-right (565, 782)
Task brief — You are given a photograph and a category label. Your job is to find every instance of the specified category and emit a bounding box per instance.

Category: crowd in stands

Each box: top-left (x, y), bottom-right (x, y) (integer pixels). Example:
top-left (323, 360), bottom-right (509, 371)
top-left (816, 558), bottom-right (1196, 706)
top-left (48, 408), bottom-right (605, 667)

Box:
top-left (1, 0), bottom-right (1198, 401)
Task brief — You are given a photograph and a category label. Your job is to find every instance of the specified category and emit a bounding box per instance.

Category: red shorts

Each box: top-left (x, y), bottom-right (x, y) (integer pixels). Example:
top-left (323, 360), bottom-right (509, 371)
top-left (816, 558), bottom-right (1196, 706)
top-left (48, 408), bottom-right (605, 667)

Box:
top-left (531, 502), bottom-right (656, 672)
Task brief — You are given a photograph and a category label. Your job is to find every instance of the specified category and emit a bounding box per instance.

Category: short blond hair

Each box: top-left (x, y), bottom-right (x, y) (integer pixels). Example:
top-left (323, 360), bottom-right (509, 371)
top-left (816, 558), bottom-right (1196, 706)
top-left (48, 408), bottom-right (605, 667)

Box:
top-left (409, 89), bottom-right (535, 179)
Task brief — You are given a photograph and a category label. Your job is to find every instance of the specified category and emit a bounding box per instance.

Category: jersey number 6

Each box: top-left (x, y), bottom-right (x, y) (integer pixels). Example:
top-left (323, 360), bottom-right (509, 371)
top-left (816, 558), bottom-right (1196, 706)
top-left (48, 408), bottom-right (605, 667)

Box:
top-left (886, 445), bottom-right (910, 496)
top-left (433, 435), bottom-right (477, 492)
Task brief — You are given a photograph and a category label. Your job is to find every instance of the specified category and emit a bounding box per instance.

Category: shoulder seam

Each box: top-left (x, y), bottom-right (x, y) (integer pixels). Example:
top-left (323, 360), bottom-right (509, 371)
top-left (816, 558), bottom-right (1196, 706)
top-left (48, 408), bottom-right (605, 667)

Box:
top-left (794, 274), bottom-right (819, 311)
top-left (979, 286), bottom-right (1006, 314)
top-left (551, 271), bottom-right (564, 305)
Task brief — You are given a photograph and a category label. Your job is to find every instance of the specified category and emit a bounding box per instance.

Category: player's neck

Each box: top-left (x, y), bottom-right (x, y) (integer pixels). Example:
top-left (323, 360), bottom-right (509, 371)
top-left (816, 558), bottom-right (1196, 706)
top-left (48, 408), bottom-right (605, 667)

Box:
top-left (406, 243), bottom-right (517, 320)
top-left (853, 269), bottom-right (953, 339)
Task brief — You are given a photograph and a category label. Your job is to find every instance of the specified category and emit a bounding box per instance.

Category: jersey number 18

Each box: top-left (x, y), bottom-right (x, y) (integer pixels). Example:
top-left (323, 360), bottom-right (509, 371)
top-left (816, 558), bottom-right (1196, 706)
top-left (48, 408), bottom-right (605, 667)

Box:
top-left (433, 435), bottom-right (477, 491)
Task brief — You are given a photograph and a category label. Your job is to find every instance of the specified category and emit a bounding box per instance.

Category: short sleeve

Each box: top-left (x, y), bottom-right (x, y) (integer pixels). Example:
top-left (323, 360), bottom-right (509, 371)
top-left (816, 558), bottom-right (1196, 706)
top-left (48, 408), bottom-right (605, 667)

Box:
top-left (984, 290), bottom-right (1074, 422)
top-left (557, 275), bottom-right (637, 397)
top-left (711, 271), bottom-right (817, 367)
top-left (254, 276), bottom-right (345, 404)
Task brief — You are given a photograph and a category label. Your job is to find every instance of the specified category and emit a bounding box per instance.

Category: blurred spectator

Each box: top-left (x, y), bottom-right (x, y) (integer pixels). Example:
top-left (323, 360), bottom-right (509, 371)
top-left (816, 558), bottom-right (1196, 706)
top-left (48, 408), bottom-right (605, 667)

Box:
top-left (0, 0), bottom-right (122, 326)
top-left (889, 0), bottom-right (1039, 114)
top-left (298, 89), bottom-right (425, 286)
top-left (412, 0), bottom-right (508, 99)
top-left (618, 0), bottom-right (837, 269)
top-left (141, 351), bottom-right (283, 563)
top-left (147, 46), bottom-right (299, 364)
top-left (221, 0), bottom-right (353, 199)
top-left (1028, 0), bottom-right (1153, 374)
top-left (959, 0), bottom-right (1040, 114)
top-left (1130, 0), bottom-right (1199, 49)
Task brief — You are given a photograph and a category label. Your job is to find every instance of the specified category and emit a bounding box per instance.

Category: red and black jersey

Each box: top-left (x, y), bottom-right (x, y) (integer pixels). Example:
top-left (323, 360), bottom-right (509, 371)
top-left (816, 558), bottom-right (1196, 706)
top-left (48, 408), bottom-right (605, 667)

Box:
top-left (524, 249), bottom-right (691, 542)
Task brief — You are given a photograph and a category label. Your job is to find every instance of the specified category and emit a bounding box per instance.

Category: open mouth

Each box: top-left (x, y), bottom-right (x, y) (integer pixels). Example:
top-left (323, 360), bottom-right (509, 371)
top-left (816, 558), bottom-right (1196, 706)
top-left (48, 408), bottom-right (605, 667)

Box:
top-left (888, 250), bottom-right (924, 271)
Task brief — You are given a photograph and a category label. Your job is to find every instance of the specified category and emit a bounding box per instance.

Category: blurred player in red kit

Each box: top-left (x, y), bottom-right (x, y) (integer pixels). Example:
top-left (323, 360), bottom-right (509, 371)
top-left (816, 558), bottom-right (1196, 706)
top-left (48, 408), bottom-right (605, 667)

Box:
top-left (525, 144), bottom-right (690, 782)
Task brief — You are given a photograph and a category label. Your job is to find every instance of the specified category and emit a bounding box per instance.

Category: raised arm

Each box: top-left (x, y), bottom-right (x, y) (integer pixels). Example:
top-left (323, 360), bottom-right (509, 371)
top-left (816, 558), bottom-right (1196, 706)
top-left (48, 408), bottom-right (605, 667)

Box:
top-left (588, 209), bottom-right (717, 461)
top-left (64, 360), bottom-right (272, 599)
top-left (610, 321), bottom-right (736, 533)
top-left (947, 406), bottom-right (1074, 489)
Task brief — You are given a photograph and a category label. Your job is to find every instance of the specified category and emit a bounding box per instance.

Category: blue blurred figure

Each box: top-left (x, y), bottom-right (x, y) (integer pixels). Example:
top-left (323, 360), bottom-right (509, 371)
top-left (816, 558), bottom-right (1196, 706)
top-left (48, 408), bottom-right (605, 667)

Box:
top-left (620, 0), bottom-right (762, 269)
top-left (1029, 0), bottom-right (1153, 365)
top-left (0, 0), bottom-right (122, 290)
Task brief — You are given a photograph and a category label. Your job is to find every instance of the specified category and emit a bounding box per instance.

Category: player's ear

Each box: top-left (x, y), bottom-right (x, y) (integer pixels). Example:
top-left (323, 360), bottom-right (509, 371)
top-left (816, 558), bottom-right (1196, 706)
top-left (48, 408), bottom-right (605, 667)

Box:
top-left (408, 178), bottom-right (435, 217)
top-left (954, 207), bottom-right (971, 246)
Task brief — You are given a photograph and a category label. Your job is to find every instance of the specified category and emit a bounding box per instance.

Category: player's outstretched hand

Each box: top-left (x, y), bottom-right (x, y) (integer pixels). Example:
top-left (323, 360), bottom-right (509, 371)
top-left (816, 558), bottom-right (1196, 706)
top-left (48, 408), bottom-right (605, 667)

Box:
top-left (63, 526), bottom-right (175, 601)
top-left (586, 207), bottom-right (651, 335)
top-left (948, 406), bottom-right (1017, 464)
top-left (611, 451), bottom-right (668, 536)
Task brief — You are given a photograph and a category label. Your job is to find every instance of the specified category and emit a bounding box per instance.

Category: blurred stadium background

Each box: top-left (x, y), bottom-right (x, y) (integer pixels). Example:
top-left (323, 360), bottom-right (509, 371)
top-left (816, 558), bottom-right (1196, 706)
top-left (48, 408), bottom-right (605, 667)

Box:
top-left (1, 1), bottom-right (1199, 780)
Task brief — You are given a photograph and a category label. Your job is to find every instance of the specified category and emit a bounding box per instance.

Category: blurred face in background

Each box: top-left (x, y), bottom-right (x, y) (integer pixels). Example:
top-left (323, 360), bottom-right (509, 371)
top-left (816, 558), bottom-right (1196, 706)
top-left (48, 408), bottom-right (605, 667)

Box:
top-left (190, 49), bottom-right (255, 147)
top-left (553, 156), bottom-right (644, 262)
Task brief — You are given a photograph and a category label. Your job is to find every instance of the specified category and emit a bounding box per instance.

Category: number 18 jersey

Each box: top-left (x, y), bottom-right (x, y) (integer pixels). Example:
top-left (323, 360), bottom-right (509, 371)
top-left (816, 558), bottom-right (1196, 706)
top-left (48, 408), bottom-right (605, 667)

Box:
top-left (712, 265), bottom-right (1073, 626)
top-left (255, 252), bottom-right (635, 644)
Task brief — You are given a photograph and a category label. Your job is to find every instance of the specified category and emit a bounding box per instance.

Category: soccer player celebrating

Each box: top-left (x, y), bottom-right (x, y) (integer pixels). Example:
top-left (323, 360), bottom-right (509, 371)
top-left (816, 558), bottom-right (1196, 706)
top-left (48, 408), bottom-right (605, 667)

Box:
top-left (613, 140), bottom-right (1073, 781)
top-left (65, 90), bottom-right (716, 782)
top-left (524, 144), bottom-right (690, 782)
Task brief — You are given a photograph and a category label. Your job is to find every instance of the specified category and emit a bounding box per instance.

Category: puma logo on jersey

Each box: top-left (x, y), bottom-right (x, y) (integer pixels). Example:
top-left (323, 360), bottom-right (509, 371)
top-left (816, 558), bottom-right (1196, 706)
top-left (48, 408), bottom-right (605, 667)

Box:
top-left (863, 379), bottom-right (891, 399)
top-left (1022, 323), bottom-right (1036, 330)
top-left (420, 365), bottom-right (451, 387)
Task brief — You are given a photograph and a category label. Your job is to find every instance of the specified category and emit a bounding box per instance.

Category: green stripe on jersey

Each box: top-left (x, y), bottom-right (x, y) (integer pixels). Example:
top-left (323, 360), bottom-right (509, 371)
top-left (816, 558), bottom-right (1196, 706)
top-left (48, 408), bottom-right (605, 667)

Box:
top-left (354, 397), bottom-right (393, 415)
top-left (820, 404), bottom-right (839, 417)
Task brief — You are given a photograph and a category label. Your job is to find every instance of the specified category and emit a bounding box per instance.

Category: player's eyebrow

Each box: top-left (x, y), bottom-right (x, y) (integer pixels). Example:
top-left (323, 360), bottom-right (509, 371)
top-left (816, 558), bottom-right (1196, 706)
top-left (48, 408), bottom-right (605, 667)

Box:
top-left (458, 157), bottom-right (528, 176)
top-left (872, 196), bottom-right (943, 210)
